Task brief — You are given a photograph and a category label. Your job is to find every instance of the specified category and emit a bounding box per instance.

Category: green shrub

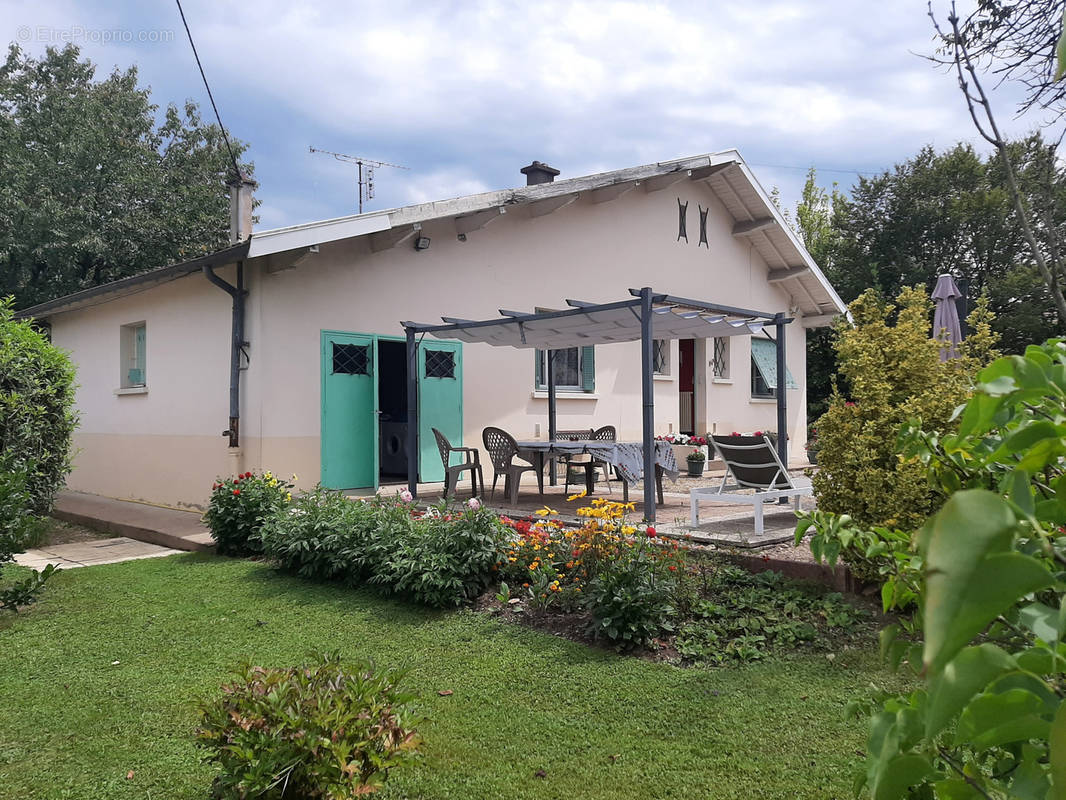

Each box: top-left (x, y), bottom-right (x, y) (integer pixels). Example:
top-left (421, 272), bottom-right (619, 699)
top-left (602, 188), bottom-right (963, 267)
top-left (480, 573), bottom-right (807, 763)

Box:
top-left (1, 563), bottom-right (58, 612)
top-left (196, 653), bottom-right (421, 799)
top-left (370, 500), bottom-right (508, 607)
top-left (0, 298), bottom-right (78, 515)
top-left (812, 287), bottom-right (997, 532)
top-left (204, 471), bottom-right (293, 556)
top-left (582, 531), bottom-right (678, 648)
top-left (261, 487), bottom-right (380, 581)
top-left (0, 464), bottom-right (44, 564)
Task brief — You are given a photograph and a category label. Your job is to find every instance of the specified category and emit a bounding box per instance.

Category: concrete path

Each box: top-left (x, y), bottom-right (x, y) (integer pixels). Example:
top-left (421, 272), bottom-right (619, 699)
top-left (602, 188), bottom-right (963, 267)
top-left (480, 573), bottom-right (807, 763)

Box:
top-left (15, 537), bottom-right (181, 569)
top-left (52, 491), bottom-right (214, 552)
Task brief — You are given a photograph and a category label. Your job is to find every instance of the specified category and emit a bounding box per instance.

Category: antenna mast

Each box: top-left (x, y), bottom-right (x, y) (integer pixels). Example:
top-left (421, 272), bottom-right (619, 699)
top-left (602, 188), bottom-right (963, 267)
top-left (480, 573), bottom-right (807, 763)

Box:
top-left (309, 147), bottom-right (410, 213)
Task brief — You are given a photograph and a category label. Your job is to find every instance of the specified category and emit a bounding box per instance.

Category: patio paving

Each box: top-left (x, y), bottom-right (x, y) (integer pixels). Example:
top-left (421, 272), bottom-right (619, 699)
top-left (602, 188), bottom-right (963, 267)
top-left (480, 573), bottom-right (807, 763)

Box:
top-left (14, 537), bottom-right (181, 570)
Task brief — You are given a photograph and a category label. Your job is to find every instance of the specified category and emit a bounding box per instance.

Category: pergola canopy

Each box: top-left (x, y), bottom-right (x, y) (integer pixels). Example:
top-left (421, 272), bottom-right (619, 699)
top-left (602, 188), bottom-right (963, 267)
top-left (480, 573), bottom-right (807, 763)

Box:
top-left (401, 288), bottom-right (792, 522)
top-left (403, 289), bottom-right (789, 349)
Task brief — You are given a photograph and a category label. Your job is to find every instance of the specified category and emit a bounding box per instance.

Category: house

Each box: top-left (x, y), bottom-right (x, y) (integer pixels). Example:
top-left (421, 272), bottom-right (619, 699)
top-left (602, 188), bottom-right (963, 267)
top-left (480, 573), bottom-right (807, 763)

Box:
top-left (20, 150), bottom-right (847, 509)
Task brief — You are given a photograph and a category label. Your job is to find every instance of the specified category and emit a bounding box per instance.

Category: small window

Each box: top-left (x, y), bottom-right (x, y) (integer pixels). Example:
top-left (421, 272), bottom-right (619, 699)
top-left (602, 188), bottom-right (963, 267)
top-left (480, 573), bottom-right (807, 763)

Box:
top-left (424, 349), bottom-right (455, 379)
top-left (750, 337), bottom-right (797, 399)
top-left (653, 339), bottom-right (669, 375)
top-left (535, 346), bottom-right (595, 392)
top-left (120, 322), bottom-right (146, 387)
top-left (333, 343), bottom-right (369, 375)
top-left (712, 337), bottom-right (729, 379)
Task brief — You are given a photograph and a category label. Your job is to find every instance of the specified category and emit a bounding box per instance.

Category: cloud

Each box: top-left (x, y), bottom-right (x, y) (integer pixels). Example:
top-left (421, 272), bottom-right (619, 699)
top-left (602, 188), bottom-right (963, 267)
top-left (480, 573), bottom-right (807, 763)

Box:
top-left (0, 0), bottom-right (1050, 226)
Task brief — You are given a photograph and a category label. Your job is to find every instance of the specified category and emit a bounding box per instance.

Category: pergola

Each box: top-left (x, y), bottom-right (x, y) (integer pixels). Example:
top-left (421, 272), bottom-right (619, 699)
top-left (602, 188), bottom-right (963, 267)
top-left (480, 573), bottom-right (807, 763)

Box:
top-left (402, 287), bottom-right (793, 522)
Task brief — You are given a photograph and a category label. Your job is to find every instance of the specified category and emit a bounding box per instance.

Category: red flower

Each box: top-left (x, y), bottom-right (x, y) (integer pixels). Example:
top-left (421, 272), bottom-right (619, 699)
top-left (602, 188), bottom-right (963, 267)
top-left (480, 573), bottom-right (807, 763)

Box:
top-left (244, 471), bottom-right (253, 479)
top-left (646, 527), bottom-right (656, 538)
top-left (668, 565), bottom-right (677, 572)
top-left (232, 489), bottom-right (240, 496)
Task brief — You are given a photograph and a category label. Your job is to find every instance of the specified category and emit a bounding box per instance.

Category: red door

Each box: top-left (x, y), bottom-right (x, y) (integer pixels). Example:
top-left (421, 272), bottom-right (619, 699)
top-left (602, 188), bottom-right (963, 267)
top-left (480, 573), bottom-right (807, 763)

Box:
top-left (679, 339), bottom-right (695, 434)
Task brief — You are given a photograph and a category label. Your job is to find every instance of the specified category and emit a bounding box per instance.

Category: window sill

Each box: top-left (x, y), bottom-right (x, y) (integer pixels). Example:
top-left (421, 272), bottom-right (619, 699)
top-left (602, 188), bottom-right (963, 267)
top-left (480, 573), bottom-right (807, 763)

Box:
top-left (115, 386), bottom-right (148, 396)
top-left (653, 374), bottom-right (673, 382)
top-left (711, 378), bottom-right (734, 385)
top-left (749, 397), bottom-right (778, 404)
top-left (531, 390), bottom-right (599, 400)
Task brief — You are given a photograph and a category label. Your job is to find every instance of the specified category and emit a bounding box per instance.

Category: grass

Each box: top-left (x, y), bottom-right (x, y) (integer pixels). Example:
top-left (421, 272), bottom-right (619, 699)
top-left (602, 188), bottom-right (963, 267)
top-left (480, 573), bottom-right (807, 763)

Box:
top-left (0, 554), bottom-right (903, 799)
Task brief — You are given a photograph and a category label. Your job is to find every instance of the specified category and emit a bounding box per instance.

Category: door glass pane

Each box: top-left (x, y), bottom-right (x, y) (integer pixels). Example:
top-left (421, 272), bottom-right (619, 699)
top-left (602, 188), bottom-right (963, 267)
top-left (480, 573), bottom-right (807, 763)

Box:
top-left (333, 343), bottom-right (369, 375)
top-left (424, 349), bottom-right (455, 379)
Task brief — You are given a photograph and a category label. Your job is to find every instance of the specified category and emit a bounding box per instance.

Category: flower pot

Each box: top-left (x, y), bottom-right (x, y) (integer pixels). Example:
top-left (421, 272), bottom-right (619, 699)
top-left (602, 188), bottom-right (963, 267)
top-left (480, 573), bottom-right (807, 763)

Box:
top-left (686, 460), bottom-right (705, 477)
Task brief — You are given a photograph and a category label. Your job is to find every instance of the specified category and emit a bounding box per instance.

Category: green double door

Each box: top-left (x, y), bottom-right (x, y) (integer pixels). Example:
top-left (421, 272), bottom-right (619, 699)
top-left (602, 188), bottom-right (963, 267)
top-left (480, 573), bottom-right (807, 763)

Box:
top-left (320, 331), bottom-right (463, 490)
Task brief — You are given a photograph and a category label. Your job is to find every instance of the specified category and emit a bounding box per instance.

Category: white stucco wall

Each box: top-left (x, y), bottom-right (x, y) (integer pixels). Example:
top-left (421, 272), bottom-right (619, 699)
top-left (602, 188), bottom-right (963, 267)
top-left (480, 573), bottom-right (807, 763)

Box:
top-left (49, 179), bottom-right (813, 508)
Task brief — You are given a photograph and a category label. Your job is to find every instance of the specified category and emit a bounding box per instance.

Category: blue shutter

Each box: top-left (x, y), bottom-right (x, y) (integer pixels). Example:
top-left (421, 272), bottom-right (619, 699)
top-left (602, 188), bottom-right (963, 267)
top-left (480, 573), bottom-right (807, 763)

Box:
top-left (581, 346), bottom-right (595, 392)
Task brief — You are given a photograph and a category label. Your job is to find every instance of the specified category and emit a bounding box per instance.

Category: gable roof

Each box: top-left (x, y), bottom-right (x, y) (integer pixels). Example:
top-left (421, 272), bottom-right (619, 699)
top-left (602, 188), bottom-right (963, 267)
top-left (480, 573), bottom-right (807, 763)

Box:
top-left (19, 149), bottom-right (846, 321)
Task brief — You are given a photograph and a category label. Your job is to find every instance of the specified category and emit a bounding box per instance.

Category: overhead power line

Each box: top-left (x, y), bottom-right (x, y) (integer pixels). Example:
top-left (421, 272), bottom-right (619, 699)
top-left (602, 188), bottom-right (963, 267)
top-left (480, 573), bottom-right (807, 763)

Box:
top-left (175, 0), bottom-right (242, 180)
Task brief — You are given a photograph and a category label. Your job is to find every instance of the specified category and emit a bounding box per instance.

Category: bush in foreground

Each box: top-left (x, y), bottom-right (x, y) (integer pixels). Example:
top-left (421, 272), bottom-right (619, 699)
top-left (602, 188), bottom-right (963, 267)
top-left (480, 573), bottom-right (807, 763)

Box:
top-left (196, 653), bottom-right (421, 799)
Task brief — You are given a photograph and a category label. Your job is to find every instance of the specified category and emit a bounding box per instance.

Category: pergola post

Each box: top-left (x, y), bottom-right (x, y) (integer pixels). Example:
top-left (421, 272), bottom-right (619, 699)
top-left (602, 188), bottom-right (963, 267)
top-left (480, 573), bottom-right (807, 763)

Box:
top-left (774, 313), bottom-right (788, 468)
top-left (640, 287), bottom-right (656, 522)
top-left (547, 349), bottom-right (557, 486)
top-left (406, 327), bottom-right (419, 498)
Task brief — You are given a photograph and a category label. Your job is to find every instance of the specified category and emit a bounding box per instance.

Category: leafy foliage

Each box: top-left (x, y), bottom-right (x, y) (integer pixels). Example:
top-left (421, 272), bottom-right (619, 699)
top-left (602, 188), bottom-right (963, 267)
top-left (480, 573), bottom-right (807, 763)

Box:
top-left (803, 339), bottom-right (1066, 797)
top-left (811, 286), bottom-right (997, 534)
top-left (262, 491), bottom-right (509, 608)
top-left (0, 298), bottom-right (78, 515)
top-left (0, 44), bottom-right (253, 309)
top-left (0, 563), bottom-right (58, 612)
top-left (196, 653), bottom-right (421, 799)
top-left (367, 501), bottom-right (508, 607)
top-left (0, 464), bottom-right (44, 564)
top-left (204, 472), bottom-right (293, 557)
top-left (673, 563), bottom-right (868, 664)
top-left (260, 486), bottom-right (380, 581)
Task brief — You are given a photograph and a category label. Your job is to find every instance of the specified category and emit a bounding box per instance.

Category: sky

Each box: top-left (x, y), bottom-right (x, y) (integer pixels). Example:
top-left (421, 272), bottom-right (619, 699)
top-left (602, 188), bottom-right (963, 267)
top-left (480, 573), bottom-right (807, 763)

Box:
top-left (1, 0), bottom-right (1049, 231)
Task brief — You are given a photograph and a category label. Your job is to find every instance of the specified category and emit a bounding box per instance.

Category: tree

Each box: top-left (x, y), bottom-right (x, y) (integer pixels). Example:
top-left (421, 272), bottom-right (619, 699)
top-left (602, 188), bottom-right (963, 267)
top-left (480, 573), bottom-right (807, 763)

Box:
top-left (0, 43), bottom-right (252, 309)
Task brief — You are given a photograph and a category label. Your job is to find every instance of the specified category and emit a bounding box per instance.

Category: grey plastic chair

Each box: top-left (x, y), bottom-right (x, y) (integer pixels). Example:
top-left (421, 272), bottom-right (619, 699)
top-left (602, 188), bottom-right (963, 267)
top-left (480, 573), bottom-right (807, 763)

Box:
top-left (432, 428), bottom-right (483, 499)
top-left (564, 425), bottom-right (616, 494)
top-left (482, 426), bottom-right (543, 505)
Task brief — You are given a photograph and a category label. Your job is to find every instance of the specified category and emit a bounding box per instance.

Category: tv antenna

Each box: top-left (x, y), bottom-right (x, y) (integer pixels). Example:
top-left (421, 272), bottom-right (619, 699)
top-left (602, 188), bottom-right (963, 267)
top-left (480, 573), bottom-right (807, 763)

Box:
top-left (308, 147), bottom-right (410, 213)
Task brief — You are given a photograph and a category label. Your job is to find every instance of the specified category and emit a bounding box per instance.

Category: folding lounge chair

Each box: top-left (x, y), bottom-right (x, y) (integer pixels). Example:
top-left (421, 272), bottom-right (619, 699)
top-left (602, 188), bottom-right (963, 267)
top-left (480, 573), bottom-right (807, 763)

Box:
top-left (689, 434), bottom-right (812, 535)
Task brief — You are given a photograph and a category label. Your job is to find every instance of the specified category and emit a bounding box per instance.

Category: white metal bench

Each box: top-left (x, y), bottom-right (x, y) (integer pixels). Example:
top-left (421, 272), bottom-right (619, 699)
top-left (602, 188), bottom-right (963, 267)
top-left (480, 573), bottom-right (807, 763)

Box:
top-left (689, 434), bottom-right (812, 535)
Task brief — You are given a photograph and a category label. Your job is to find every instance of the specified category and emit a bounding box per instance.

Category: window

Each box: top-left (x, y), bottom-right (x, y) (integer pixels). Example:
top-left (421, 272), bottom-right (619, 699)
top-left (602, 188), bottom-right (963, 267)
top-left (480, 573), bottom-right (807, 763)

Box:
top-left (424, 348), bottom-right (455, 379)
top-left (750, 337), bottom-right (797, 399)
top-left (712, 337), bottom-right (729, 379)
top-left (535, 346), bottom-right (595, 392)
top-left (653, 339), bottom-right (669, 375)
top-left (332, 342), bottom-right (370, 375)
top-left (120, 322), bottom-right (146, 388)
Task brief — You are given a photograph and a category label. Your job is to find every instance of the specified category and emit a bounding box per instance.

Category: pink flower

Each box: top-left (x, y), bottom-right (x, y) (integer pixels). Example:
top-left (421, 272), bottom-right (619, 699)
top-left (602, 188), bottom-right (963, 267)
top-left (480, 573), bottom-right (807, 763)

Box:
top-left (399, 488), bottom-right (413, 503)
top-left (467, 498), bottom-right (481, 510)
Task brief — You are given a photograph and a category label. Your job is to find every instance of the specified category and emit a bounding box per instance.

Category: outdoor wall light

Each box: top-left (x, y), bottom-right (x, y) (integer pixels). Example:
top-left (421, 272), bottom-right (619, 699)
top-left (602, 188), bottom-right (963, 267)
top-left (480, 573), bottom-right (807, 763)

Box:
top-left (413, 236), bottom-right (431, 251)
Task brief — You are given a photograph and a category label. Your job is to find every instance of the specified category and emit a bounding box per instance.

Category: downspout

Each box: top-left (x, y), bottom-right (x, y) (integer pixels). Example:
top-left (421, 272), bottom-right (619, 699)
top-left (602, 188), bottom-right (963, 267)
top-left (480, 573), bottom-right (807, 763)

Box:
top-left (206, 173), bottom-right (257, 449)
top-left (203, 260), bottom-right (246, 447)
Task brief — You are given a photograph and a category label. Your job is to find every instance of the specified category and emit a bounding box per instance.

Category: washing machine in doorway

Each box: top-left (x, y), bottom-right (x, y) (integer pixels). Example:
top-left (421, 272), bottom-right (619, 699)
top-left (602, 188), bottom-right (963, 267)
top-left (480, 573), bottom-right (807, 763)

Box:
top-left (379, 421), bottom-right (408, 475)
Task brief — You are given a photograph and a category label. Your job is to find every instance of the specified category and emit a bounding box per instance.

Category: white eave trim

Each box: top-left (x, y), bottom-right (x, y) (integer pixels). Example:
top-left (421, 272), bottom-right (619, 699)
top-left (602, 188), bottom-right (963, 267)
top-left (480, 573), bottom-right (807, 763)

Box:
top-left (248, 210), bottom-right (392, 258)
top-left (732, 160), bottom-right (848, 317)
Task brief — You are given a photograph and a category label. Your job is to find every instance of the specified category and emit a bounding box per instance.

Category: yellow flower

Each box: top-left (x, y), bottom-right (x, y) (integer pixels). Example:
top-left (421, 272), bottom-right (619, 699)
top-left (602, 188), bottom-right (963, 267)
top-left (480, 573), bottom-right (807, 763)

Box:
top-left (264, 471), bottom-right (273, 480)
top-left (567, 489), bottom-right (588, 501)
top-left (285, 492), bottom-right (292, 502)
top-left (292, 473), bottom-right (299, 482)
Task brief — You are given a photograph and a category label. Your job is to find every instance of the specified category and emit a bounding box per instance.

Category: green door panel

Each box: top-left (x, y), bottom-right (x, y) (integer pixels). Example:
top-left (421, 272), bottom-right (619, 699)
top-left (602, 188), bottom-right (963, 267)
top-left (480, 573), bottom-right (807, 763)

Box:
top-left (418, 340), bottom-right (463, 483)
top-left (321, 331), bottom-right (377, 489)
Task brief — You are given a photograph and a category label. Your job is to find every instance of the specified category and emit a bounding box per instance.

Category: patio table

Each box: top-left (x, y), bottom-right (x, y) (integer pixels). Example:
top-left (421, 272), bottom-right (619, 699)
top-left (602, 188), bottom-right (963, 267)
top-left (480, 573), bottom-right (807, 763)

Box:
top-left (514, 440), bottom-right (678, 505)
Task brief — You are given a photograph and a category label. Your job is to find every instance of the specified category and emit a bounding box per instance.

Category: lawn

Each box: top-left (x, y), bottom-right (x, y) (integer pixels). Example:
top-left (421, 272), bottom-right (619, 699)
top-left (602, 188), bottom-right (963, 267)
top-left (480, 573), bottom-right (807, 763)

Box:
top-left (0, 553), bottom-right (899, 800)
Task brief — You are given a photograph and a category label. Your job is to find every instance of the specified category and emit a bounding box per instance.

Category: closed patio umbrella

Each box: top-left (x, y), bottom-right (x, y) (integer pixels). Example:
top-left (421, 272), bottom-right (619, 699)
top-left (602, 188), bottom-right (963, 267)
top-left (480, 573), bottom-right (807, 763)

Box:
top-left (931, 274), bottom-right (963, 361)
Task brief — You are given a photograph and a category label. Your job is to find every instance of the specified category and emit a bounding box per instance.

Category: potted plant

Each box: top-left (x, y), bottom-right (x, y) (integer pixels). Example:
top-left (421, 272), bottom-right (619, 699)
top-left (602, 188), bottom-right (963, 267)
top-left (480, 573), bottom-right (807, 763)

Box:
top-left (805, 425), bottom-right (819, 465)
top-left (686, 449), bottom-right (706, 477)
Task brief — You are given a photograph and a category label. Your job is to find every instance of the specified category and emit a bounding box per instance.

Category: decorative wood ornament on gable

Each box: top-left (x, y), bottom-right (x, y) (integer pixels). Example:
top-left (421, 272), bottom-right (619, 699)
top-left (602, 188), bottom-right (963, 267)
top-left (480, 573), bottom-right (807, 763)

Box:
top-left (698, 205), bottom-right (709, 248)
top-left (677, 198), bottom-right (688, 242)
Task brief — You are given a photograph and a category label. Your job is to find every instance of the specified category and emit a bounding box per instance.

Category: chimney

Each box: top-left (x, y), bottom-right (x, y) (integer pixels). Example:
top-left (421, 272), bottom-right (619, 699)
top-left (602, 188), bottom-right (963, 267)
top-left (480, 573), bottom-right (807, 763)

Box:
top-left (227, 172), bottom-right (258, 244)
top-left (520, 160), bottom-right (560, 186)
